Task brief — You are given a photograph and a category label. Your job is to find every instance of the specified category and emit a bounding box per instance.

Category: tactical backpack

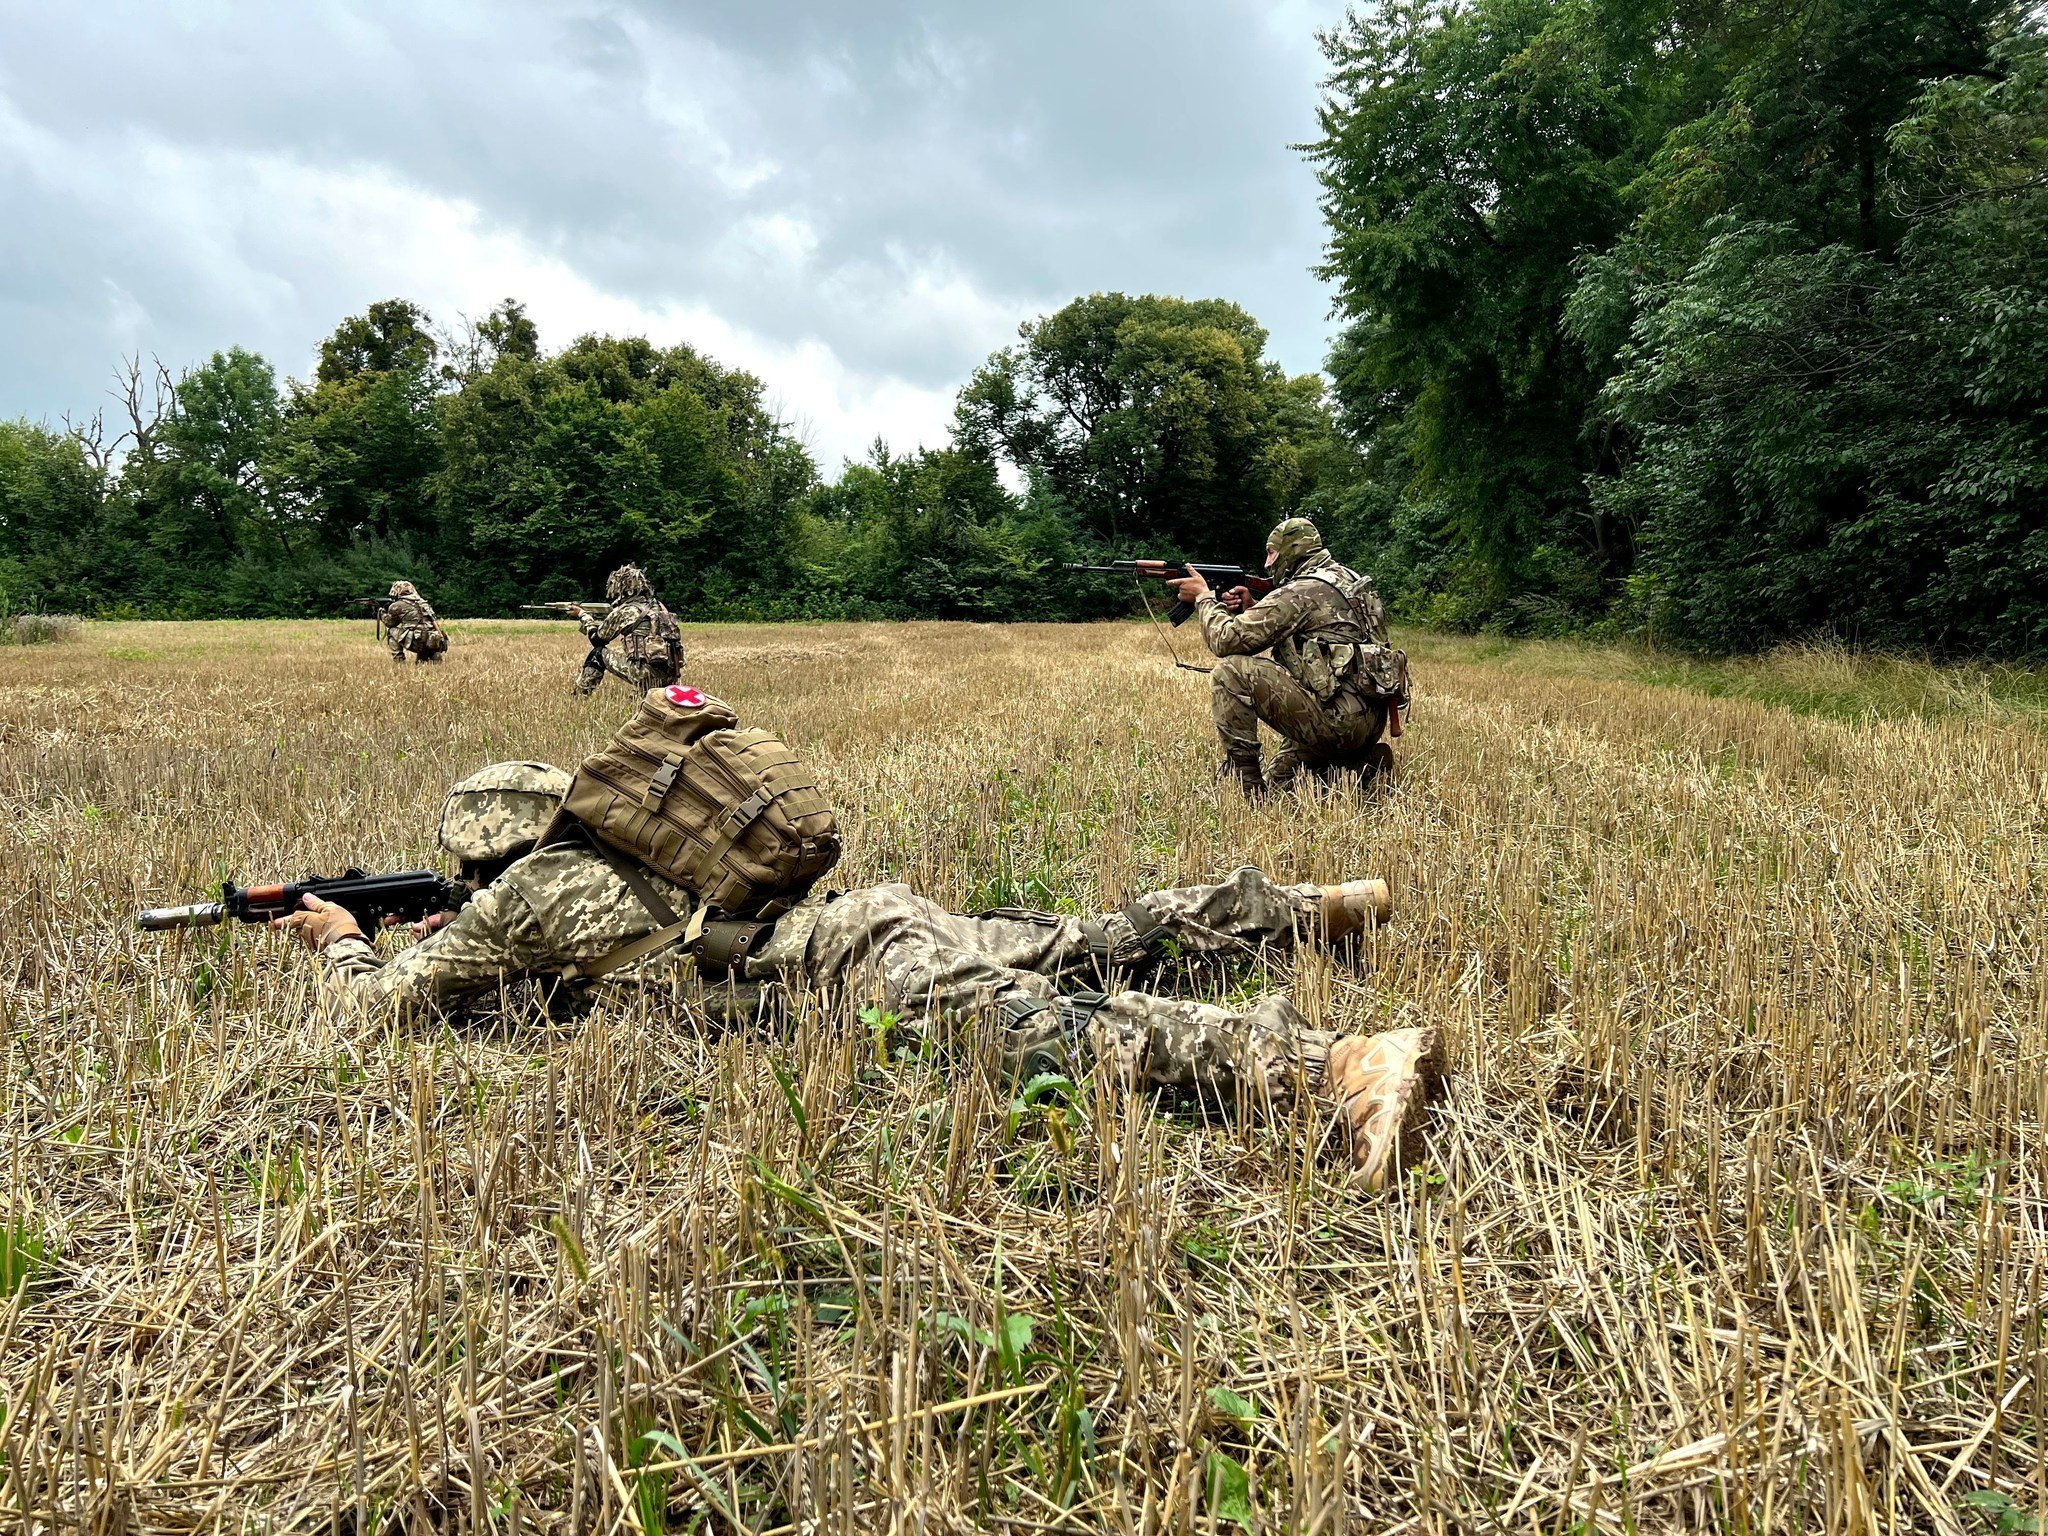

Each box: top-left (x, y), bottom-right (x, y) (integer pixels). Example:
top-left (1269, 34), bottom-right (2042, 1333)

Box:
top-left (650, 603), bottom-right (683, 668)
top-left (541, 685), bottom-right (839, 923)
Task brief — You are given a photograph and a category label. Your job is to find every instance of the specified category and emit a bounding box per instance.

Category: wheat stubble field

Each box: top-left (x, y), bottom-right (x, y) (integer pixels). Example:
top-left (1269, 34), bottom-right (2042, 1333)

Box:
top-left (0, 619), bottom-right (2043, 1535)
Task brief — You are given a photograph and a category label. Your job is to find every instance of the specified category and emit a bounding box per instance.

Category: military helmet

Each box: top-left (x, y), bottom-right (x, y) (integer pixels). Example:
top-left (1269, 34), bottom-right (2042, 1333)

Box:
top-left (606, 564), bottom-right (653, 601)
top-left (1265, 518), bottom-right (1324, 581)
top-left (438, 761), bottom-right (571, 862)
top-left (389, 579), bottom-right (419, 599)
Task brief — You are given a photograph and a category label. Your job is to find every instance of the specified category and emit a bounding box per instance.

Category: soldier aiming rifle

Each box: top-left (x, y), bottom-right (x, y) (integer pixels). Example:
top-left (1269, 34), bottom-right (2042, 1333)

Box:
top-left (1081, 521), bottom-right (1411, 796)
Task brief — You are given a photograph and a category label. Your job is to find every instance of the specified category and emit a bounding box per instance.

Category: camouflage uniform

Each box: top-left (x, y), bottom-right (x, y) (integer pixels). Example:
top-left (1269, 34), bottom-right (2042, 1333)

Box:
top-left (317, 852), bottom-right (1346, 1110)
top-left (381, 581), bottom-right (447, 664)
top-left (1196, 519), bottom-right (1391, 792)
top-left (575, 565), bottom-right (682, 696)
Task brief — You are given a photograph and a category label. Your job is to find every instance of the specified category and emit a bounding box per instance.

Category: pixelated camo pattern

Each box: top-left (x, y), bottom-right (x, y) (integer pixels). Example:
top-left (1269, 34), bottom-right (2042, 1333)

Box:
top-left (318, 857), bottom-right (1335, 1102)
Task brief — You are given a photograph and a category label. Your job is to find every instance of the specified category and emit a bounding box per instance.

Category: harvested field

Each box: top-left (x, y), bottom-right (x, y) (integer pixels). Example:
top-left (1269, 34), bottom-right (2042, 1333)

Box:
top-left (1, 618), bottom-right (2043, 1533)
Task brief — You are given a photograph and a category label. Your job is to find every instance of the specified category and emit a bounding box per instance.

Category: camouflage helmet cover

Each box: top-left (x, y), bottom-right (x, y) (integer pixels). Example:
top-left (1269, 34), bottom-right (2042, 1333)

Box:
top-left (389, 579), bottom-right (419, 598)
top-left (1265, 518), bottom-right (1324, 580)
top-left (606, 564), bottom-right (653, 601)
top-left (439, 761), bottom-right (572, 862)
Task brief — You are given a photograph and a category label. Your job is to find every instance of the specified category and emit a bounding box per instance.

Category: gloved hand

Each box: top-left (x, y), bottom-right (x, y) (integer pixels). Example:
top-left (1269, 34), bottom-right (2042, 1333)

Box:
top-left (270, 894), bottom-right (366, 953)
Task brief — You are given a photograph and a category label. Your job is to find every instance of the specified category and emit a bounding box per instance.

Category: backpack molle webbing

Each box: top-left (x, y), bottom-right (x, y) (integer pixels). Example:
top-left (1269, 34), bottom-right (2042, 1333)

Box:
top-left (544, 685), bottom-right (840, 920)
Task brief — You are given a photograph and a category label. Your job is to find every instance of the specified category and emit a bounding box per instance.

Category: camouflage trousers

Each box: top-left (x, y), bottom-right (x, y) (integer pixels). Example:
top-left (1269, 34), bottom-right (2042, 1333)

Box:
top-left (574, 647), bottom-right (680, 696)
top-left (782, 867), bottom-right (1342, 1108)
top-left (387, 625), bottom-right (445, 663)
top-left (1210, 655), bottom-right (1385, 787)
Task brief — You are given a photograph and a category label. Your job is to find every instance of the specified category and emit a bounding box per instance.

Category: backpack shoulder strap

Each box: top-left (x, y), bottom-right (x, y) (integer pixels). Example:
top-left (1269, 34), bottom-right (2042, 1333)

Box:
top-left (560, 828), bottom-right (700, 983)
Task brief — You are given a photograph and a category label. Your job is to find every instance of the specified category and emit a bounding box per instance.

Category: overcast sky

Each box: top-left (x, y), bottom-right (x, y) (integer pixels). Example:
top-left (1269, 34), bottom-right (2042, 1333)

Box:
top-left (1, 1), bottom-right (1349, 470)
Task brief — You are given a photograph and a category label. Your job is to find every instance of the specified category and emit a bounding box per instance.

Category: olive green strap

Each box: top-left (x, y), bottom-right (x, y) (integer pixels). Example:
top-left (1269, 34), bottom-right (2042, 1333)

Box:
top-left (572, 906), bottom-right (706, 984)
top-left (688, 779), bottom-right (814, 894)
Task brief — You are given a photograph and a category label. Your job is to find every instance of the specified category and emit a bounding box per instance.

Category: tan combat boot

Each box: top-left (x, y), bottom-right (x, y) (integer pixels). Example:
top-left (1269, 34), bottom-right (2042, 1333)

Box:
top-left (1325, 1026), bottom-right (1443, 1190)
top-left (1312, 878), bottom-right (1393, 943)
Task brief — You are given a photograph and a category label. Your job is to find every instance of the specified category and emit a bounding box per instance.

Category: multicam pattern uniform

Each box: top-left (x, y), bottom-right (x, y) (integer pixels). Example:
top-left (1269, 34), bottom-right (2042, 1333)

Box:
top-left (316, 854), bottom-right (1340, 1106)
top-left (381, 585), bottom-right (445, 664)
top-left (574, 597), bottom-right (682, 695)
top-left (1196, 534), bottom-right (1390, 789)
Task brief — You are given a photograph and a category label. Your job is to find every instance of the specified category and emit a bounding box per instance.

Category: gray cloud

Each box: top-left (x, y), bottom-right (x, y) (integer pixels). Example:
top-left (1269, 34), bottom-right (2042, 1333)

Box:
top-left (0, 0), bottom-right (1345, 467)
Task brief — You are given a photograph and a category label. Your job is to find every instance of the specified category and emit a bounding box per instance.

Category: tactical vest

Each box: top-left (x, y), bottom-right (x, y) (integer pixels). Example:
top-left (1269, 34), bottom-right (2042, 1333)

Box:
top-left (388, 596), bottom-right (448, 654)
top-left (617, 599), bottom-right (682, 668)
top-left (1270, 565), bottom-right (1367, 703)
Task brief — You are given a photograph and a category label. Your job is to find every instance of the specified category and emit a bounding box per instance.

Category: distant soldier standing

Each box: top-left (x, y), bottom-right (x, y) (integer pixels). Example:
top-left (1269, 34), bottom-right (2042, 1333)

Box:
top-left (571, 565), bottom-right (682, 696)
top-left (381, 580), bottom-right (448, 665)
top-left (1166, 518), bottom-right (1406, 796)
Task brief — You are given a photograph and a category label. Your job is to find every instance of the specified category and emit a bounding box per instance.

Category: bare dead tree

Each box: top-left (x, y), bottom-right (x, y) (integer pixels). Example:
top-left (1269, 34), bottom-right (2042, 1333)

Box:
top-left (60, 408), bottom-right (114, 474)
top-left (110, 355), bottom-right (176, 462)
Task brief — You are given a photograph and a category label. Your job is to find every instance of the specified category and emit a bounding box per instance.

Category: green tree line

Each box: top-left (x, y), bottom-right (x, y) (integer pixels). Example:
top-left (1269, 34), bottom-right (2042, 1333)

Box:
top-left (0, 293), bottom-right (1344, 624)
top-left (4, 0), bottom-right (2042, 654)
top-left (1310, 0), bottom-right (2048, 655)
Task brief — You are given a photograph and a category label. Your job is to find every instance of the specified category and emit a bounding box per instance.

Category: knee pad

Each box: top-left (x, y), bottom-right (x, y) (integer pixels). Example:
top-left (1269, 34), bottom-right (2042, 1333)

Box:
top-left (997, 990), bottom-right (1110, 1080)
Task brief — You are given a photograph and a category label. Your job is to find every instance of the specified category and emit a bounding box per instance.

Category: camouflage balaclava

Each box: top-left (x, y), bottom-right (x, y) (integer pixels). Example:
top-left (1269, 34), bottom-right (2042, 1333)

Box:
top-left (438, 761), bottom-right (572, 872)
top-left (389, 579), bottom-right (419, 599)
top-left (606, 564), bottom-right (653, 601)
top-left (1265, 518), bottom-right (1324, 582)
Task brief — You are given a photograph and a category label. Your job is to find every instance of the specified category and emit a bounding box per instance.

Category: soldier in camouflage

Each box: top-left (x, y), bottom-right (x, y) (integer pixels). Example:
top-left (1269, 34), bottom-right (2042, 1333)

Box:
top-left (572, 565), bottom-right (682, 696)
top-left (1167, 518), bottom-right (1395, 796)
top-left (274, 763), bottom-right (1445, 1188)
top-left (381, 580), bottom-right (447, 664)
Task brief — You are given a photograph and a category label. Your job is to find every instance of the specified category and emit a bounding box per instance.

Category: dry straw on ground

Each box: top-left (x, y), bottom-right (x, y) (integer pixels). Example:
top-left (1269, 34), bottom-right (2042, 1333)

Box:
top-left (1, 619), bottom-right (2043, 1534)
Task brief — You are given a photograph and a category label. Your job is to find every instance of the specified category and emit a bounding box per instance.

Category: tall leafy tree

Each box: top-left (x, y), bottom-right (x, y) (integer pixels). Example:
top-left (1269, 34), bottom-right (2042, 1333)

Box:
top-left (0, 422), bottom-right (107, 611)
top-left (121, 348), bottom-right (287, 575)
top-left (1590, 20), bottom-right (2048, 654)
top-left (270, 300), bottom-right (449, 550)
top-left (1308, 0), bottom-right (1690, 618)
top-left (434, 334), bottom-right (815, 612)
top-left (955, 293), bottom-right (1338, 558)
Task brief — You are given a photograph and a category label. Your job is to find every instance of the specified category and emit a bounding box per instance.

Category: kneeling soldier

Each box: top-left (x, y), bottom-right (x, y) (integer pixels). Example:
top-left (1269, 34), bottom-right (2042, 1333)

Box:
top-left (1168, 518), bottom-right (1400, 796)
top-left (381, 580), bottom-right (448, 664)
top-left (572, 565), bottom-right (682, 696)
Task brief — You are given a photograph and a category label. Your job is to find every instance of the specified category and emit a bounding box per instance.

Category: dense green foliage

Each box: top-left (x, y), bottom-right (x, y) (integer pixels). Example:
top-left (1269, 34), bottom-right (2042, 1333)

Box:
top-left (0, 294), bottom-right (1337, 622)
top-left (1311, 0), bottom-right (2048, 655)
top-left (7, 0), bottom-right (2041, 654)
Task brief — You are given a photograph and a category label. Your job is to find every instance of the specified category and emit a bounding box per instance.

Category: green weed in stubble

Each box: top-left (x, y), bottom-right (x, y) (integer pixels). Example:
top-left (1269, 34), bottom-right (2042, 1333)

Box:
top-left (0, 1219), bottom-right (48, 1295)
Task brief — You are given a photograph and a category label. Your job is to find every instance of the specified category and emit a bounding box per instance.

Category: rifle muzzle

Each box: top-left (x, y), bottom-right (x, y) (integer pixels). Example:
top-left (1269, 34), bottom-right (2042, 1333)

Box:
top-left (137, 902), bottom-right (228, 931)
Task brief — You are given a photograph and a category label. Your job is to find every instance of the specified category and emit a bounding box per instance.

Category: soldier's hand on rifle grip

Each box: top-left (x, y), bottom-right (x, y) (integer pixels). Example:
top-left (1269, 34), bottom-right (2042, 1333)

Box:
top-left (1221, 585), bottom-right (1252, 613)
top-left (271, 894), bottom-right (365, 953)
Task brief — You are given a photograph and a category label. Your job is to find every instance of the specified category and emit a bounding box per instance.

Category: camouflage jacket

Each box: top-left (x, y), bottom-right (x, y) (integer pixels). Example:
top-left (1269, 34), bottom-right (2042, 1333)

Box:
top-left (582, 597), bottom-right (679, 668)
top-left (383, 595), bottom-right (438, 632)
top-left (316, 844), bottom-right (818, 1023)
top-left (1195, 553), bottom-right (1390, 703)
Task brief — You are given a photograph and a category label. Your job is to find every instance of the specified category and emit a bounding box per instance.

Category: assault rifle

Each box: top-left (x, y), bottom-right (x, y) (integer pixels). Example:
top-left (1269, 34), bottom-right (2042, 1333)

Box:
top-left (1065, 561), bottom-right (1276, 625)
top-left (350, 596), bottom-right (393, 637)
top-left (521, 601), bottom-right (609, 619)
top-left (138, 869), bottom-right (470, 932)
